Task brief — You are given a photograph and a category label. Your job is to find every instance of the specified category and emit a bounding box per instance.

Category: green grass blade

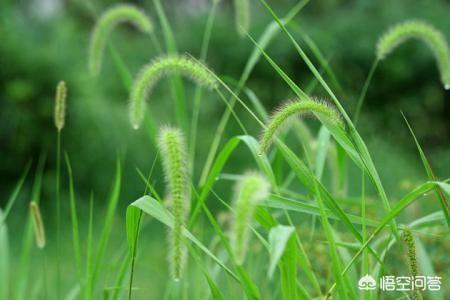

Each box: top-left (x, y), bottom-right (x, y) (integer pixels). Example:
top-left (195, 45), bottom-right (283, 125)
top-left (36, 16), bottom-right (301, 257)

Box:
top-left (314, 126), bottom-right (331, 180)
top-left (15, 154), bottom-right (45, 300)
top-left (85, 195), bottom-right (95, 300)
top-left (190, 0), bottom-right (220, 165)
top-left (203, 272), bottom-right (225, 300)
top-left (402, 113), bottom-right (450, 227)
top-left (327, 180), bottom-right (450, 296)
top-left (263, 194), bottom-right (379, 228)
top-left (107, 42), bottom-right (133, 90)
top-left (91, 160), bottom-right (122, 291)
top-left (415, 237), bottom-right (444, 300)
top-left (253, 0), bottom-right (399, 237)
top-left (198, 0), bottom-right (309, 186)
top-left (152, 0), bottom-right (188, 131)
top-left (109, 252), bottom-right (132, 300)
top-left (130, 195), bottom-right (238, 280)
top-left (0, 209), bottom-right (9, 300)
top-left (64, 153), bottom-right (82, 280)
top-left (1, 161), bottom-right (31, 224)
top-left (267, 225), bottom-right (295, 279)
top-left (190, 135), bottom-right (276, 226)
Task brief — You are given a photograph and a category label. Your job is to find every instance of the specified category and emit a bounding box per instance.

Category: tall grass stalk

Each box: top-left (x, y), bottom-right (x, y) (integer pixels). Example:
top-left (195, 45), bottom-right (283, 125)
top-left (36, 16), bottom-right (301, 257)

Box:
top-left (189, 0), bottom-right (220, 169)
top-left (54, 80), bottom-right (66, 298)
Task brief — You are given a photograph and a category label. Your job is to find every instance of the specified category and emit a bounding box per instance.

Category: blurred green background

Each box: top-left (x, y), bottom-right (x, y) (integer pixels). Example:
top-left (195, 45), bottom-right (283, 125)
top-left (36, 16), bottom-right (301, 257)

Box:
top-left (1, 0), bottom-right (450, 298)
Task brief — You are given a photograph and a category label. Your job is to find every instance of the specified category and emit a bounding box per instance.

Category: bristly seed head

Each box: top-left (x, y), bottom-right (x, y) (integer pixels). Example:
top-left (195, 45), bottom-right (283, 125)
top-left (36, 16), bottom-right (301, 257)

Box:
top-left (88, 4), bottom-right (153, 76)
top-left (30, 201), bottom-right (46, 249)
top-left (129, 55), bottom-right (218, 129)
top-left (54, 80), bottom-right (66, 131)
top-left (258, 98), bottom-right (343, 154)
top-left (376, 20), bottom-right (450, 88)
top-left (230, 171), bottom-right (270, 265)
top-left (158, 126), bottom-right (190, 280)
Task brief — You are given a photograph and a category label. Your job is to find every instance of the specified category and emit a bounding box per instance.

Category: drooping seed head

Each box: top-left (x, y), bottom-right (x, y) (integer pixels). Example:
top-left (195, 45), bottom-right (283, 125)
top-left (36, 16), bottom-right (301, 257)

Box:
top-left (54, 80), bottom-right (66, 131)
top-left (30, 201), bottom-right (46, 249)
top-left (88, 4), bottom-right (153, 76)
top-left (158, 126), bottom-right (190, 280)
top-left (129, 55), bottom-right (218, 129)
top-left (230, 171), bottom-right (270, 265)
top-left (234, 0), bottom-right (250, 37)
top-left (376, 20), bottom-right (450, 89)
top-left (259, 98), bottom-right (343, 154)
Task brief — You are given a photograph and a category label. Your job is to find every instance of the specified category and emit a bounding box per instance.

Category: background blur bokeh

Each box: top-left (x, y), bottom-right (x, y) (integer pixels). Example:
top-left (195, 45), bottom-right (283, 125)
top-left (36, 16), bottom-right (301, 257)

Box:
top-left (1, 0), bottom-right (449, 297)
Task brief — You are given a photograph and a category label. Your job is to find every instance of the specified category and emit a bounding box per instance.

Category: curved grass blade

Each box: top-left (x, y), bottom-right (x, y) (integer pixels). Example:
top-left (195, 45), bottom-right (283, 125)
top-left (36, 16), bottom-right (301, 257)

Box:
top-left (152, 0), bottom-right (188, 131)
top-left (326, 180), bottom-right (450, 296)
top-left (91, 160), bottom-right (122, 290)
top-left (64, 153), bottom-right (82, 280)
top-left (130, 195), bottom-right (238, 280)
top-left (190, 135), bottom-right (276, 227)
top-left (402, 113), bottom-right (450, 227)
top-left (1, 161), bottom-right (31, 224)
top-left (246, 19), bottom-right (398, 236)
top-left (15, 154), bottom-right (45, 300)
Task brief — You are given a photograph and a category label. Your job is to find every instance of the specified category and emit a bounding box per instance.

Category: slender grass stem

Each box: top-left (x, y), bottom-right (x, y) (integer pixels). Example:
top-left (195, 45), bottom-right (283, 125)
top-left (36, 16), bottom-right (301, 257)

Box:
top-left (190, 0), bottom-right (220, 170)
top-left (353, 59), bottom-right (379, 125)
top-left (55, 130), bottom-right (61, 299)
top-left (127, 152), bottom-right (159, 300)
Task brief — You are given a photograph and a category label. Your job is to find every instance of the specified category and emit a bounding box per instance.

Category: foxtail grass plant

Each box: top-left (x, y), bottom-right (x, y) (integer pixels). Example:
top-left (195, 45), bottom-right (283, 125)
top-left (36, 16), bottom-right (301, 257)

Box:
top-left (53, 80), bottom-right (66, 298)
top-left (54, 81), bottom-right (66, 131)
top-left (402, 227), bottom-right (422, 300)
top-left (158, 126), bottom-right (190, 280)
top-left (129, 55), bottom-right (218, 129)
top-left (376, 20), bottom-right (450, 89)
top-left (88, 4), bottom-right (153, 76)
top-left (29, 201), bottom-right (45, 249)
top-left (258, 98), bottom-right (342, 154)
top-left (355, 20), bottom-right (450, 123)
top-left (230, 172), bottom-right (270, 265)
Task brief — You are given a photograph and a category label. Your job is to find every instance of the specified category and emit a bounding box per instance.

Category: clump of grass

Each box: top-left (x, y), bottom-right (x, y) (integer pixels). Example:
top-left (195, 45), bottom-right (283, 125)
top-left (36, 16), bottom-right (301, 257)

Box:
top-left (129, 55), bottom-right (218, 129)
top-left (29, 201), bottom-right (46, 249)
top-left (158, 126), bottom-right (190, 280)
top-left (234, 0), bottom-right (250, 36)
top-left (88, 4), bottom-right (153, 76)
top-left (230, 172), bottom-right (270, 265)
top-left (376, 20), bottom-right (450, 89)
top-left (54, 81), bottom-right (66, 131)
top-left (258, 98), bottom-right (342, 154)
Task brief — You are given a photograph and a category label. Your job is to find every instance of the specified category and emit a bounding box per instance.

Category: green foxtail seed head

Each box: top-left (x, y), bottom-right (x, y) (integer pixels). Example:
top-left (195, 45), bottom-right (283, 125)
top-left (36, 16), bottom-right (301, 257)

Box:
top-left (234, 0), bottom-right (250, 37)
top-left (88, 4), bottom-right (153, 76)
top-left (376, 20), bottom-right (450, 89)
top-left (402, 227), bottom-right (421, 300)
top-left (30, 201), bottom-right (46, 249)
top-left (158, 126), bottom-right (190, 280)
top-left (129, 55), bottom-right (218, 129)
top-left (54, 80), bottom-right (66, 131)
top-left (258, 98), bottom-right (343, 154)
top-left (402, 228), bottom-right (418, 277)
top-left (230, 171), bottom-right (270, 265)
